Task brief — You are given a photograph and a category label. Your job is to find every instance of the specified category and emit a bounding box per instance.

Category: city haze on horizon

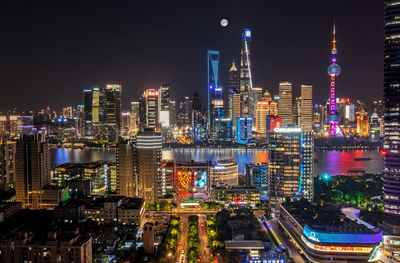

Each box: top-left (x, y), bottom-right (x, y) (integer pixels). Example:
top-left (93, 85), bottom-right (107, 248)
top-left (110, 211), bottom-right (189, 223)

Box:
top-left (0, 0), bottom-right (383, 111)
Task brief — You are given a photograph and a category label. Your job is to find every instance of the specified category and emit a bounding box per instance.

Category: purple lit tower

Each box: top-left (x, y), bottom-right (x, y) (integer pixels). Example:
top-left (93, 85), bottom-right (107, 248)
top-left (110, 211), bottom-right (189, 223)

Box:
top-left (327, 23), bottom-right (341, 136)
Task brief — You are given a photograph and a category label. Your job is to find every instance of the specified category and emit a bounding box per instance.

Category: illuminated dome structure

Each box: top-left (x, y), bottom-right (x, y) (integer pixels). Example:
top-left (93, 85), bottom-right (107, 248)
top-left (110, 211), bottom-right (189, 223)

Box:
top-left (327, 63), bottom-right (341, 76)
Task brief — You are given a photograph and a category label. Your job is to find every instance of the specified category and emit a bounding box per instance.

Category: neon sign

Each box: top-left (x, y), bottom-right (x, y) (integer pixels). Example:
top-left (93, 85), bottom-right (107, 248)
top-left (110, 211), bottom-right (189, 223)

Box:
top-left (301, 236), bottom-right (372, 253)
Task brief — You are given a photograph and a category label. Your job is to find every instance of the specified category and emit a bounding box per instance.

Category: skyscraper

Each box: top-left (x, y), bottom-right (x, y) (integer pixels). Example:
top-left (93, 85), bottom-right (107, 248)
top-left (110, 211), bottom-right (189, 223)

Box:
top-left (300, 131), bottom-right (314, 201)
top-left (192, 92), bottom-right (204, 142)
top-left (356, 110), bottom-right (369, 137)
top-left (370, 113), bottom-right (380, 143)
top-left (183, 96), bottom-right (192, 127)
top-left (278, 82), bottom-right (293, 127)
top-left (327, 23), bottom-right (341, 136)
top-left (245, 163), bottom-right (268, 199)
top-left (381, 2), bottom-right (400, 258)
top-left (92, 87), bottom-right (101, 124)
top-left (250, 87), bottom-right (263, 125)
top-left (383, 0), bottom-right (400, 217)
top-left (207, 50), bottom-right (223, 138)
top-left (136, 128), bottom-right (162, 203)
top-left (234, 117), bottom-right (252, 144)
top-left (158, 84), bottom-right (170, 128)
top-left (15, 134), bottom-right (50, 208)
top-left (240, 28), bottom-right (253, 117)
top-left (104, 84), bottom-right (122, 131)
top-left (140, 89), bottom-right (159, 129)
top-left (130, 101), bottom-right (140, 132)
top-left (116, 141), bottom-right (135, 197)
top-left (268, 127), bottom-right (313, 202)
top-left (300, 85), bottom-right (313, 132)
top-left (83, 89), bottom-right (93, 136)
top-left (255, 90), bottom-right (278, 136)
top-left (169, 100), bottom-right (177, 128)
top-left (213, 118), bottom-right (233, 141)
top-left (228, 61), bottom-right (240, 120)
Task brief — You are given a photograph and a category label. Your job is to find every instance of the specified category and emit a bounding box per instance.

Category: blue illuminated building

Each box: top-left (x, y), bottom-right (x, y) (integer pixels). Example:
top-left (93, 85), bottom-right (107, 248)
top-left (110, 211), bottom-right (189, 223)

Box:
top-left (245, 163), bottom-right (268, 200)
top-left (207, 50), bottom-right (224, 139)
top-left (235, 117), bottom-right (252, 144)
top-left (279, 202), bottom-right (382, 262)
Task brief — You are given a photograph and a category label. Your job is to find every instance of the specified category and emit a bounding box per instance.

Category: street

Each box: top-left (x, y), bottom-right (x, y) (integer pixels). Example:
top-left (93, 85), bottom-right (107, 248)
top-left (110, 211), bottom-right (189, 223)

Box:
top-left (268, 218), bottom-right (306, 263)
top-left (198, 214), bottom-right (210, 263)
top-left (176, 215), bottom-right (188, 262)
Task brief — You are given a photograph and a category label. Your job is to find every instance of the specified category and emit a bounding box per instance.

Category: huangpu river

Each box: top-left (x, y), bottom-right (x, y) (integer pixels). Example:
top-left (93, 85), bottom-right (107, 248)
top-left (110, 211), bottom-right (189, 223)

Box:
top-left (50, 148), bottom-right (383, 176)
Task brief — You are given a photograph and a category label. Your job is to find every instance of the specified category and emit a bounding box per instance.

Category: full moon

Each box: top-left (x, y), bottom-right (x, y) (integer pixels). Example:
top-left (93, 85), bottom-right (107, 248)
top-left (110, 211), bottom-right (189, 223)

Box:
top-left (220, 19), bottom-right (228, 27)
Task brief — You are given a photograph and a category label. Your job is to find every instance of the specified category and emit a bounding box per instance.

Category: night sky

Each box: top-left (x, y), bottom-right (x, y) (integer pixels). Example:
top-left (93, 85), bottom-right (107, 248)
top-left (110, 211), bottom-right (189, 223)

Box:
top-left (0, 0), bottom-right (383, 112)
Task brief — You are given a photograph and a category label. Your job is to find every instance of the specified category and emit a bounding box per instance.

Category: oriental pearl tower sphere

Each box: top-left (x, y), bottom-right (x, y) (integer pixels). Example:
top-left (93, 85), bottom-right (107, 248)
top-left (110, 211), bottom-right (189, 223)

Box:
top-left (327, 23), bottom-right (341, 136)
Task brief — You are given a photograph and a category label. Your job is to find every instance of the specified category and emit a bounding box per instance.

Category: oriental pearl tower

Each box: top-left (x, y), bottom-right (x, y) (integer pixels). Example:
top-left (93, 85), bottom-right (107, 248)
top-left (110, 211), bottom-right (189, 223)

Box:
top-left (327, 22), bottom-right (341, 136)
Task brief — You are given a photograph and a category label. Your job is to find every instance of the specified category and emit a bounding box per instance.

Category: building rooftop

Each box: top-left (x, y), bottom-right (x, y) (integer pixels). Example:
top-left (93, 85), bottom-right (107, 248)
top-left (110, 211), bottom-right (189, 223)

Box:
top-left (119, 198), bottom-right (144, 210)
top-left (0, 202), bottom-right (21, 212)
top-left (224, 240), bottom-right (265, 250)
top-left (281, 201), bottom-right (380, 235)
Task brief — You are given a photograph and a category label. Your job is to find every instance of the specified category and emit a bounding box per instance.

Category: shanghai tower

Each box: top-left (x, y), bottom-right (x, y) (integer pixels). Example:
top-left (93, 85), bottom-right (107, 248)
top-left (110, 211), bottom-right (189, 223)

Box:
top-left (383, 0), bottom-right (400, 218)
top-left (240, 28), bottom-right (253, 117)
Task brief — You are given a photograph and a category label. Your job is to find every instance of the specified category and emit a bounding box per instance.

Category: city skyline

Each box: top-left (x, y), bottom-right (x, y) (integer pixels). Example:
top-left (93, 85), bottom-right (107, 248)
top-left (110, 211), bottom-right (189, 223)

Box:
top-left (0, 1), bottom-right (397, 262)
top-left (0, 0), bottom-right (383, 111)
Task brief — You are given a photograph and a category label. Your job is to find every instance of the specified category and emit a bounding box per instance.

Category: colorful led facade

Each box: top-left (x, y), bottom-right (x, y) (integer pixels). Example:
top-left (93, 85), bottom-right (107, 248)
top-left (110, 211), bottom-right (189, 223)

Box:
top-left (327, 23), bottom-right (341, 136)
top-left (174, 161), bottom-right (208, 195)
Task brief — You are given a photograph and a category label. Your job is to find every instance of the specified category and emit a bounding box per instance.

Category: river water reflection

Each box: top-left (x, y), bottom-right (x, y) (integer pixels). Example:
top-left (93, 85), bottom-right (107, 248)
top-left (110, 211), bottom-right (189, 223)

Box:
top-left (50, 148), bottom-right (383, 176)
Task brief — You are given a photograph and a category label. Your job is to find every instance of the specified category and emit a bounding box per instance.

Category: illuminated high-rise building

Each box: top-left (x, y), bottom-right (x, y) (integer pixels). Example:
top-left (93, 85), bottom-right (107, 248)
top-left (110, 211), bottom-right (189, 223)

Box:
top-left (15, 134), bottom-right (51, 208)
top-left (256, 90), bottom-right (278, 136)
top-left (250, 87), bottom-right (263, 126)
top-left (116, 141), bottom-right (135, 197)
top-left (278, 82), bottom-right (293, 127)
top-left (214, 118), bottom-right (233, 141)
top-left (140, 89), bottom-right (159, 129)
top-left (192, 92), bottom-right (205, 142)
top-left (300, 85), bottom-right (313, 132)
top-left (356, 110), bottom-right (369, 137)
top-left (136, 128), bottom-right (162, 203)
top-left (235, 117), bottom-right (252, 144)
top-left (245, 163), bottom-right (268, 199)
top-left (370, 113), bottom-right (380, 143)
top-left (169, 100), bottom-right (177, 127)
top-left (327, 23), bottom-right (342, 136)
top-left (83, 89), bottom-right (93, 136)
top-left (268, 127), bottom-right (313, 202)
top-left (182, 96), bottom-right (192, 127)
top-left (383, 0), bottom-right (400, 218)
top-left (209, 160), bottom-right (239, 186)
top-left (228, 61), bottom-right (240, 120)
top-left (130, 101), bottom-right (140, 132)
top-left (92, 88), bottom-right (101, 124)
top-left (104, 84), bottom-right (122, 131)
top-left (240, 28), bottom-right (253, 117)
top-left (266, 116), bottom-right (282, 137)
top-left (380, 2), bottom-right (400, 260)
top-left (207, 50), bottom-right (224, 138)
top-left (158, 84), bottom-right (170, 128)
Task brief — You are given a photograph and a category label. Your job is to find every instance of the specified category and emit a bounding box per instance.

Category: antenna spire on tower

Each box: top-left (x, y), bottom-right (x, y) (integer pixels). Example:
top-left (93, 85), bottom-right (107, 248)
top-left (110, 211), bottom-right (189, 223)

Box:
top-left (332, 19), bottom-right (337, 54)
